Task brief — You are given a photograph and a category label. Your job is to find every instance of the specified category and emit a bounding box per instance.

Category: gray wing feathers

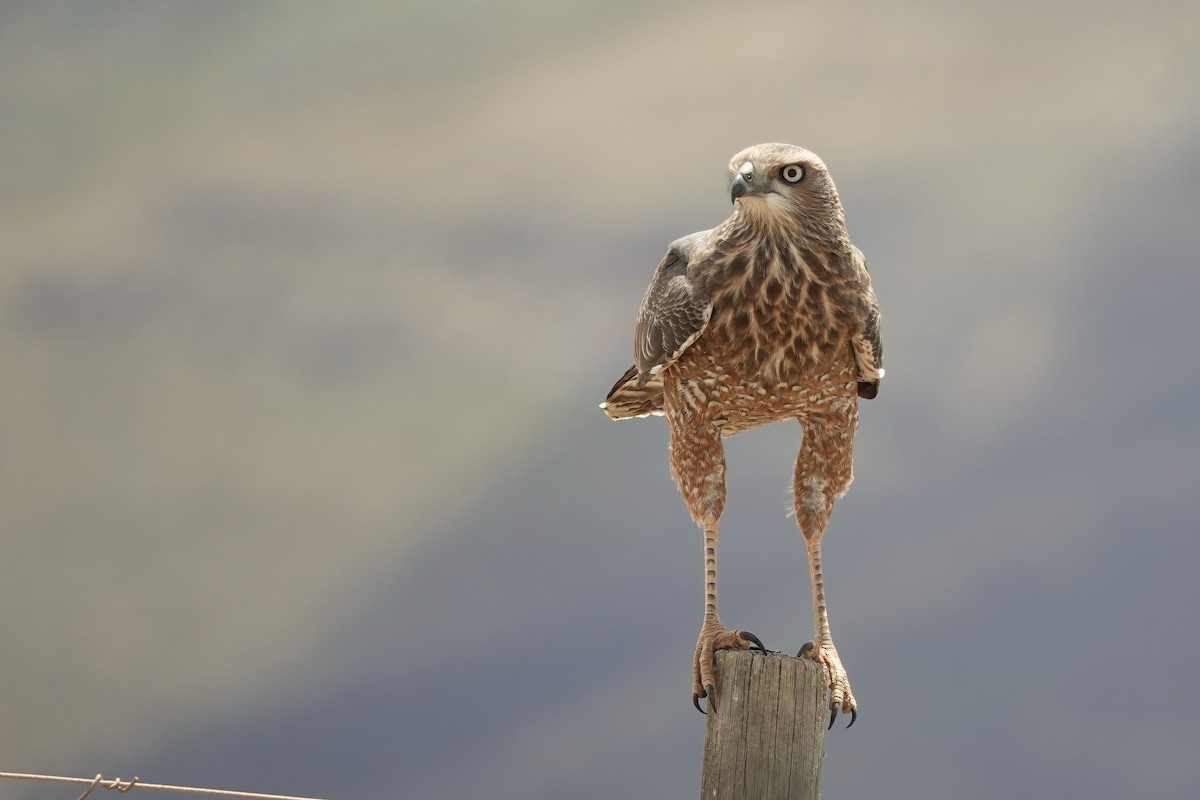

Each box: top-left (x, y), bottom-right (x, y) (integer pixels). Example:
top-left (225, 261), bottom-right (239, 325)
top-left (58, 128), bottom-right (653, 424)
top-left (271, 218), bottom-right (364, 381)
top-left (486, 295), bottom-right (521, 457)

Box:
top-left (632, 230), bottom-right (714, 386)
top-left (850, 245), bottom-right (884, 399)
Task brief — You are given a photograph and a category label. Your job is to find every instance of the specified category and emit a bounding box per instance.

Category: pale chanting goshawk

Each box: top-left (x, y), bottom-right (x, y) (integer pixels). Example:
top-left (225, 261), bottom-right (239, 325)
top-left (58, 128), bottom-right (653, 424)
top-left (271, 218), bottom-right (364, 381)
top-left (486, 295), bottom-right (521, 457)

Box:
top-left (602, 144), bottom-right (883, 726)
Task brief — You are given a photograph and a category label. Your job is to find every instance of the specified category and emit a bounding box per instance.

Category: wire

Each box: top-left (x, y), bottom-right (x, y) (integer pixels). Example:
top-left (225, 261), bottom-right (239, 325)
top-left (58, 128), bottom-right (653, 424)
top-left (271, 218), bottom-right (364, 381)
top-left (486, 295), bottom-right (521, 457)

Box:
top-left (0, 771), bottom-right (329, 800)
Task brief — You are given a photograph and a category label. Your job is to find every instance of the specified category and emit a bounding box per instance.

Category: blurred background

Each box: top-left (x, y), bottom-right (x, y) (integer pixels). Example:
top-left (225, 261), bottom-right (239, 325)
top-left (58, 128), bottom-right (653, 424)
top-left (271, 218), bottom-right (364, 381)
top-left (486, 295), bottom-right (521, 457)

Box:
top-left (2, 1), bottom-right (1198, 798)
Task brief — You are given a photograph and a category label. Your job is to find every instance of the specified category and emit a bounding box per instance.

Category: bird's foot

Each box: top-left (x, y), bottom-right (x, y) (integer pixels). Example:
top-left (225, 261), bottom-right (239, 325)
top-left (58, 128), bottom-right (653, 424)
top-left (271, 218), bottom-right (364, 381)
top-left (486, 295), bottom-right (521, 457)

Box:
top-left (692, 624), bottom-right (765, 714)
top-left (798, 640), bottom-right (857, 728)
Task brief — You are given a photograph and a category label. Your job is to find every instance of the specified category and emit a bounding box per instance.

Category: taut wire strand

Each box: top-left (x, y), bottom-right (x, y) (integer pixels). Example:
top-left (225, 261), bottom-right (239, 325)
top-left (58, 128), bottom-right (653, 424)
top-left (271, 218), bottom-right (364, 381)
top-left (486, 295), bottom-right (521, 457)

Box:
top-left (0, 771), bottom-right (328, 800)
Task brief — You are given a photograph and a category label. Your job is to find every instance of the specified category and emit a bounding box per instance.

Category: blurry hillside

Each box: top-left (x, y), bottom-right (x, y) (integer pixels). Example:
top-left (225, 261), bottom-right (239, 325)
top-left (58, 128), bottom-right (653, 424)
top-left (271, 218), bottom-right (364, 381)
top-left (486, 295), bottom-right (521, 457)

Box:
top-left (2, 2), bottom-right (1199, 799)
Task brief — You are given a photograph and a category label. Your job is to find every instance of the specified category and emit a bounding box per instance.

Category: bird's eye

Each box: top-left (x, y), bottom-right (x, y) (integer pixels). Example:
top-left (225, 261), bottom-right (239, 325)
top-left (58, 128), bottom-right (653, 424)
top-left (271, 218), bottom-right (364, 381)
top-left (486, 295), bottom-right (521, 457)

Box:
top-left (780, 164), bottom-right (805, 184)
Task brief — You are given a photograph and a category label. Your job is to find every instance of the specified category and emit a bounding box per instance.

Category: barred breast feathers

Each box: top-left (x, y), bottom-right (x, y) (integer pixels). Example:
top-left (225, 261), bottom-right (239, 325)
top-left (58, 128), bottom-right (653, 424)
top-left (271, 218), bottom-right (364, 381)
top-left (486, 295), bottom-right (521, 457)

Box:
top-left (603, 143), bottom-right (884, 415)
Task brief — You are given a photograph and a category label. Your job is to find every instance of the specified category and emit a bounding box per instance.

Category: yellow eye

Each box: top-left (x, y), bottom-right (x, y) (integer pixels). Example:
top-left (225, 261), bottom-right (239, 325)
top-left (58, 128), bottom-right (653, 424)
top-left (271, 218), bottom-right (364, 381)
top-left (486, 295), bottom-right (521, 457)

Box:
top-left (781, 164), bottom-right (805, 184)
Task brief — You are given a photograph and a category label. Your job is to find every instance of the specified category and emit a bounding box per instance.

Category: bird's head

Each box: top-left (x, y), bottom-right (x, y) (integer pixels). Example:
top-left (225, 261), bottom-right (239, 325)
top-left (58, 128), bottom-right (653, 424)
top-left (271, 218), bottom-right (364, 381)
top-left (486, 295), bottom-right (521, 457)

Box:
top-left (727, 143), bottom-right (842, 228)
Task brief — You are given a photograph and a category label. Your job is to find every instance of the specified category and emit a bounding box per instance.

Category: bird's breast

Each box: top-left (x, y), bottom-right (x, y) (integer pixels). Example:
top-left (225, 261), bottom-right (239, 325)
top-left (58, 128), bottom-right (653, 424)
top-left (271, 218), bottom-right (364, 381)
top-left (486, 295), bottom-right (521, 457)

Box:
top-left (700, 253), bottom-right (856, 387)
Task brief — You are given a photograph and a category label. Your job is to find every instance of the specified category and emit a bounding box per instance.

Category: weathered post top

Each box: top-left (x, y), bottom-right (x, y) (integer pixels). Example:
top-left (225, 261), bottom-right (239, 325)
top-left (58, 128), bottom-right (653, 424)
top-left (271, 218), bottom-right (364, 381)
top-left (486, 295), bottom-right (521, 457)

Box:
top-left (701, 650), bottom-right (828, 799)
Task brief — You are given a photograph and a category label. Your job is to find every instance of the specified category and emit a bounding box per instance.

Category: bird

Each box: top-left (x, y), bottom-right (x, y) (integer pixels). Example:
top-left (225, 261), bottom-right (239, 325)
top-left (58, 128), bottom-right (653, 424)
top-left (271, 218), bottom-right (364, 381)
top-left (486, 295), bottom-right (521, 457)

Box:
top-left (601, 143), bottom-right (883, 727)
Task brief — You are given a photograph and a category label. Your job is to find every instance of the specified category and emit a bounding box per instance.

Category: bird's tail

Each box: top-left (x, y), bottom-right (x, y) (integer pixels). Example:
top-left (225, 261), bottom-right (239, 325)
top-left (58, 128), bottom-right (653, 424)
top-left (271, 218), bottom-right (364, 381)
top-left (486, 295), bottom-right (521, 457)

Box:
top-left (600, 365), bottom-right (665, 420)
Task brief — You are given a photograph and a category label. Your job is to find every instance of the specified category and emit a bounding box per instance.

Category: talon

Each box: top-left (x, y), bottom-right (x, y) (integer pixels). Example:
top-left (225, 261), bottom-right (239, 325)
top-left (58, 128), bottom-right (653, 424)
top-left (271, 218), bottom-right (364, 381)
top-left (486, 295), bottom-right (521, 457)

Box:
top-left (807, 642), bottom-right (857, 730)
top-left (706, 683), bottom-right (717, 713)
top-left (693, 693), bottom-right (706, 715)
top-left (798, 641), bottom-right (814, 657)
top-left (739, 630), bottom-right (766, 651)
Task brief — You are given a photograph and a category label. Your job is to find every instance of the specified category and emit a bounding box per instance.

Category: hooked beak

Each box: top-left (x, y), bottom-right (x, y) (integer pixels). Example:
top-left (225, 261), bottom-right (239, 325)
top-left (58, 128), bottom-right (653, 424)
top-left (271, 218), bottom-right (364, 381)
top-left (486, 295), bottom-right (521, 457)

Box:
top-left (730, 174), bottom-right (749, 204)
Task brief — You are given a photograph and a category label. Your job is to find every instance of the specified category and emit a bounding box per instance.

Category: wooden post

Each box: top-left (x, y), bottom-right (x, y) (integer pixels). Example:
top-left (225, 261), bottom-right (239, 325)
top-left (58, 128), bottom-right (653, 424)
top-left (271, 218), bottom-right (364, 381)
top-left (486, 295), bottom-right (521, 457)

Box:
top-left (700, 650), bottom-right (827, 799)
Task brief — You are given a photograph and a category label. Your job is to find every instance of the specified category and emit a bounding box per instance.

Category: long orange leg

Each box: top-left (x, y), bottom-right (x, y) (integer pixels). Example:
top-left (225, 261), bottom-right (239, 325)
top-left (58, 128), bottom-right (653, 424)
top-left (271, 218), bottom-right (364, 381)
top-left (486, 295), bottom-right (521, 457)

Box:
top-left (668, 417), bottom-right (764, 713)
top-left (795, 411), bottom-right (859, 728)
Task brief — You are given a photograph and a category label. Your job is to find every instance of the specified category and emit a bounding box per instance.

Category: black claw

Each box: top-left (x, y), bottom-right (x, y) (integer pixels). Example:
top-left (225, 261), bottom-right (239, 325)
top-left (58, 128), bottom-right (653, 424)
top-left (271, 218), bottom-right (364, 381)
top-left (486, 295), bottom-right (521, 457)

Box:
top-left (847, 708), bottom-right (857, 728)
top-left (693, 693), bottom-right (705, 715)
top-left (706, 684), bottom-right (717, 713)
top-left (828, 706), bottom-right (838, 730)
top-left (739, 630), bottom-right (766, 651)
top-left (797, 641), bottom-right (814, 658)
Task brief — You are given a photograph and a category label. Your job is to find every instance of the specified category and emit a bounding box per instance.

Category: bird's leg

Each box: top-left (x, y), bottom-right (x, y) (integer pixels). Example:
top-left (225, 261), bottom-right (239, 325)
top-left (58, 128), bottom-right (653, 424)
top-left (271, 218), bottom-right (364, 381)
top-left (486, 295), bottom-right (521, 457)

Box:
top-left (691, 520), bottom-right (765, 713)
top-left (795, 413), bottom-right (859, 727)
top-left (800, 531), bottom-right (856, 726)
top-left (667, 417), bottom-right (763, 713)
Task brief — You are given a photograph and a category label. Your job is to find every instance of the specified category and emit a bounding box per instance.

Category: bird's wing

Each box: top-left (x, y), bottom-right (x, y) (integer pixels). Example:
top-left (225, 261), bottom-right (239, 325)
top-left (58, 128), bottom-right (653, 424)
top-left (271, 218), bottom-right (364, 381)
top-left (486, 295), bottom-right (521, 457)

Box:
top-left (850, 245), bottom-right (885, 399)
top-left (632, 229), bottom-right (715, 385)
top-left (600, 364), bottom-right (663, 419)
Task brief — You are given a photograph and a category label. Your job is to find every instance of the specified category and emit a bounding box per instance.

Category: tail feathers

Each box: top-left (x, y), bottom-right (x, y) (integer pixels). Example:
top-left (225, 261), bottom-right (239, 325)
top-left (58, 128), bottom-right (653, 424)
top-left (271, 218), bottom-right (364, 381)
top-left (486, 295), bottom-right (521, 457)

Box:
top-left (600, 365), bottom-right (665, 419)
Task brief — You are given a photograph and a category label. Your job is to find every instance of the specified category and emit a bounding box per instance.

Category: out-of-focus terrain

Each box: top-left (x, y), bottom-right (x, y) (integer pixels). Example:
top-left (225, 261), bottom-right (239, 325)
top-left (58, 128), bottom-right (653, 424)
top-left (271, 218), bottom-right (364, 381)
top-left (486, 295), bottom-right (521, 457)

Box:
top-left (3, 3), bottom-right (1198, 798)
